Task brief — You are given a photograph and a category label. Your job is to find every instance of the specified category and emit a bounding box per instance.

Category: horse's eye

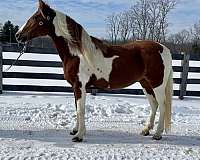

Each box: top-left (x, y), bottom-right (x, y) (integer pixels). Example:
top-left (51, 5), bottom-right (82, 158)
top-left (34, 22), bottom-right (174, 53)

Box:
top-left (39, 21), bottom-right (43, 26)
top-left (47, 16), bottom-right (50, 21)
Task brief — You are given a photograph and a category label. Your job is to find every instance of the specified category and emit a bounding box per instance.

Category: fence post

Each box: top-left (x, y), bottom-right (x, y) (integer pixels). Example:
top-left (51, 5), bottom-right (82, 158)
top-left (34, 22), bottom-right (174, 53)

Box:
top-left (179, 52), bottom-right (190, 100)
top-left (0, 42), bottom-right (2, 94)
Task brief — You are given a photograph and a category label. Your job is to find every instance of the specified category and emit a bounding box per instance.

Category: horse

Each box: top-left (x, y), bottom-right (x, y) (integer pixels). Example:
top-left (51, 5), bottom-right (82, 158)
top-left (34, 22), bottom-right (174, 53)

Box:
top-left (15, 0), bottom-right (173, 142)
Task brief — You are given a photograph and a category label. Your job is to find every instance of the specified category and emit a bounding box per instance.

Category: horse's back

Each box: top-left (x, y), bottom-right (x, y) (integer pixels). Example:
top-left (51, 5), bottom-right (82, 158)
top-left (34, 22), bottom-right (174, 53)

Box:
top-left (123, 40), bottom-right (164, 55)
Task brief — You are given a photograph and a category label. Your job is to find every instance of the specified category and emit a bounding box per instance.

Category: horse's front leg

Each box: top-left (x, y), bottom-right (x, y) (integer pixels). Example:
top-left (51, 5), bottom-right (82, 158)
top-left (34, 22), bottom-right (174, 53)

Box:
top-left (72, 83), bottom-right (86, 142)
top-left (70, 92), bottom-right (79, 135)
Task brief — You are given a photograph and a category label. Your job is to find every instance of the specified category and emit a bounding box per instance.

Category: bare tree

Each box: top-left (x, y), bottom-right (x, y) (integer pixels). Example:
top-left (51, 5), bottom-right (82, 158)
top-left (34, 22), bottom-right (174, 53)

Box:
top-left (130, 0), bottom-right (150, 40)
top-left (106, 0), bottom-right (178, 43)
top-left (157, 0), bottom-right (177, 42)
top-left (118, 11), bottom-right (131, 42)
top-left (129, 0), bottom-right (177, 42)
top-left (148, 0), bottom-right (161, 40)
top-left (167, 29), bottom-right (192, 53)
top-left (105, 13), bottom-right (120, 44)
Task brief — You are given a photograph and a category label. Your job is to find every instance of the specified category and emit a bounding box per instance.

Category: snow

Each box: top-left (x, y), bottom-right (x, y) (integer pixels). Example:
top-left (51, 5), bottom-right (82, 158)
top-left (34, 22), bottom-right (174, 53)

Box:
top-left (1, 51), bottom-right (200, 159)
top-left (0, 92), bottom-right (200, 159)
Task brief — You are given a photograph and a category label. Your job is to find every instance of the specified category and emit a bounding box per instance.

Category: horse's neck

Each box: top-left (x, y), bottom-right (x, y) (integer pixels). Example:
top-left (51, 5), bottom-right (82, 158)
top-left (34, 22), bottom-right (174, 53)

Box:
top-left (53, 10), bottom-right (107, 68)
top-left (51, 36), bottom-right (71, 61)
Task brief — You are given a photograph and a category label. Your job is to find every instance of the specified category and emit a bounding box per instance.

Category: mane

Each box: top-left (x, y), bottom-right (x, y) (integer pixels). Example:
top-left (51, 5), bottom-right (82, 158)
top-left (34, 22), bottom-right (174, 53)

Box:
top-left (52, 8), bottom-right (116, 72)
top-left (53, 10), bottom-right (72, 41)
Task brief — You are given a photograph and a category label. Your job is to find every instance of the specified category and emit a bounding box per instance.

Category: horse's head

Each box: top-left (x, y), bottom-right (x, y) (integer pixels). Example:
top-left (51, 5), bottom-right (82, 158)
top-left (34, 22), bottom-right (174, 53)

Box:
top-left (16, 0), bottom-right (56, 43)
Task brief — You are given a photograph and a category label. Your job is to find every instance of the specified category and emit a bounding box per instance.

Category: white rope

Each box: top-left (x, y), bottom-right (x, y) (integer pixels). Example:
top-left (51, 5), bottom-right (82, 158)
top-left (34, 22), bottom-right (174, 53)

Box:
top-left (4, 42), bottom-right (28, 72)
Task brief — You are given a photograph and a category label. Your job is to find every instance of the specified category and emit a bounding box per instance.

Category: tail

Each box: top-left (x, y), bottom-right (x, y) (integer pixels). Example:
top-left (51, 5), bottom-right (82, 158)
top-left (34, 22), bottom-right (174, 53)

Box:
top-left (164, 68), bottom-right (173, 132)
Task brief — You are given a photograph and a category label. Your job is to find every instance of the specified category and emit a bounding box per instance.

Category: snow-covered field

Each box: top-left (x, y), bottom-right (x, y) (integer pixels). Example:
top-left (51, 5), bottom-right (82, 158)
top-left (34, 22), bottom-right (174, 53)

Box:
top-left (0, 51), bottom-right (200, 159)
top-left (0, 92), bottom-right (200, 159)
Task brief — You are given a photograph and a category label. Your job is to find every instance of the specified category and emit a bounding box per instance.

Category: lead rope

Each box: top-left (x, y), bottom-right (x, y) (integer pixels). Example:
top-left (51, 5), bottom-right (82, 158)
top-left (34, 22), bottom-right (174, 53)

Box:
top-left (4, 42), bottom-right (28, 72)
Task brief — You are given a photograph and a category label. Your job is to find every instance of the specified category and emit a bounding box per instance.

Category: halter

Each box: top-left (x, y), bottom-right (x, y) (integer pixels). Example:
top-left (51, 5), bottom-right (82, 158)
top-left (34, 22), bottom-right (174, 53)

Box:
top-left (4, 42), bottom-right (28, 72)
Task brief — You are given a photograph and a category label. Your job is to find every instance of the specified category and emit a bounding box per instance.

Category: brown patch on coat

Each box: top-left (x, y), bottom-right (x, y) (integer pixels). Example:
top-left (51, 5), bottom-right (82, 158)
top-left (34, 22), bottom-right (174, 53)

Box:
top-left (87, 74), bottom-right (109, 89)
top-left (51, 35), bottom-right (82, 99)
top-left (109, 41), bottom-right (164, 89)
top-left (139, 78), bottom-right (155, 97)
top-left (86, 40), bottom-right (164, 91)
top-left (66, 16), bottom-right (83, 51)
top-left (81, 38), bottom-right (165, 94)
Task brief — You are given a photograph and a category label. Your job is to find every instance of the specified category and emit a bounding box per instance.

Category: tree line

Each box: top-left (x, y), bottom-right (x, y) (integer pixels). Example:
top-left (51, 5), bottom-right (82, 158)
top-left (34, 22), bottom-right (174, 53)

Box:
top-left (0, 20), bottom-right (19, 43)
top-left (167, 21), bottom-right (200, 54)
top-left (105, 0), bottom-right (200, 54)
top-left (106, 0), bottom-right (177, 44)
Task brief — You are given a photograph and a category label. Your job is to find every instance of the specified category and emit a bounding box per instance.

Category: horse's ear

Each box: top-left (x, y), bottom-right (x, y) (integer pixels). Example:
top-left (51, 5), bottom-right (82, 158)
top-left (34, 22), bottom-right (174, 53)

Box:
top-left (38, 0), bottom-right (50, 19)
top-left (38, 0), bottom-right (46, 9)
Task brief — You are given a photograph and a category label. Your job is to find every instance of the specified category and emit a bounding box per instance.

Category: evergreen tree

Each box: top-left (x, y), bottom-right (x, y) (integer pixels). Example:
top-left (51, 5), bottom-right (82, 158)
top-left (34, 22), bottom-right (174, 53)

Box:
top-left (0, 20), bottom-right (19, 43)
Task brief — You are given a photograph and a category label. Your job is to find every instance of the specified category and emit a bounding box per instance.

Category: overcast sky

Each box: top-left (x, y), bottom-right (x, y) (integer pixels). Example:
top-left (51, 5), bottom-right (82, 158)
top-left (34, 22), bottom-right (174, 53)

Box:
top-left (0, 0), bottom-right (200, 38)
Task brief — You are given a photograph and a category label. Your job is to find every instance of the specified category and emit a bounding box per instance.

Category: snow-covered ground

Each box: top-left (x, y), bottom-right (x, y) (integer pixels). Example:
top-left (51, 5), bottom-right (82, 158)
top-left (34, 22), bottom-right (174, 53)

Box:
top-left (0, 92), bottom-right (200, 159)
top-left (1, 51), bottom-right (200, 159)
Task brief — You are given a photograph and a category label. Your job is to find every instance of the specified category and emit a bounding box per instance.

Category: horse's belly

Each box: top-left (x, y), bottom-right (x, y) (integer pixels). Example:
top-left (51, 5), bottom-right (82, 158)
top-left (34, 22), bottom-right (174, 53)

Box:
top-left (109, 75), bottom-right (138, 89)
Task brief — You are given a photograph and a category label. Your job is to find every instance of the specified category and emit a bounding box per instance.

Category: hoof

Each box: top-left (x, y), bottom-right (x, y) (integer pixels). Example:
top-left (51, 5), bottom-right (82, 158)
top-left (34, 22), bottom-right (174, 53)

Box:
top-left (140, 130), bottom-right (150, 136)
top-left (70, 130), bottom-right (78, 135)
top-left (72, 137), bottom-right (83, 142)
top-left (152, 134), bottom-right (162, 140)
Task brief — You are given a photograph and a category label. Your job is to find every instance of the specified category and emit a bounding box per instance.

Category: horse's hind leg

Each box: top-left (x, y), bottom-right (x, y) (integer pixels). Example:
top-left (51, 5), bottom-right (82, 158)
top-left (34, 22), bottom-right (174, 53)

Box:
top-left (141, 88), bottom-right (158, 136)
top-left (140, 79), bottom-right (158, 136)
top-left (152, 86), bottom-right (165, 140)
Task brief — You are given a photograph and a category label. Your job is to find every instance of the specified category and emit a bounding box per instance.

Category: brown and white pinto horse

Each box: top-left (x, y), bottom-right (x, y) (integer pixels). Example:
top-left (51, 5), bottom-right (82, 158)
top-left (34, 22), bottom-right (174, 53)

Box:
top-left (16, 0), bottom-right (173, 142)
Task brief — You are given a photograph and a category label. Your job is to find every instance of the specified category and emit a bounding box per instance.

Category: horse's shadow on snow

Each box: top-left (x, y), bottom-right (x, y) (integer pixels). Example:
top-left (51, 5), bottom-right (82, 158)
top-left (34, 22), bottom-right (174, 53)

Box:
top-left (0, 129), bottom-right (199, 148)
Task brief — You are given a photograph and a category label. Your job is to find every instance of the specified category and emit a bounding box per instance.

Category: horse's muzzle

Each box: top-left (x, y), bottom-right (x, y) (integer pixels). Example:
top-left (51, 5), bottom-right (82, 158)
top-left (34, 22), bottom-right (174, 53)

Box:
top-left (15, 32), bottom-right (27, 43)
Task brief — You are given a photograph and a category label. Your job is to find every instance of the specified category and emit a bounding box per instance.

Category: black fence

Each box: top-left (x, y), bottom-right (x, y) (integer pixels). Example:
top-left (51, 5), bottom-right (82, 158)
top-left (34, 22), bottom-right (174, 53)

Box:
top-left (0, 43), bottom-right (200, 99)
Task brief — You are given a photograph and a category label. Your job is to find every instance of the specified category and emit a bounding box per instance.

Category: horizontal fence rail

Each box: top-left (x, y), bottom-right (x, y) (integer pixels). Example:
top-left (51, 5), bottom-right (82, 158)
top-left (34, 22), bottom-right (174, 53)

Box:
top-left (1, 43), bottom-right (200, 99)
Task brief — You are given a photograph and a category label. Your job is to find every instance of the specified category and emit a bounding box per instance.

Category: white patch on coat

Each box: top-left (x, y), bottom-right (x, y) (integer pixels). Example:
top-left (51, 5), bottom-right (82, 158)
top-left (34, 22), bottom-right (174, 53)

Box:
top-left (79, 29), bottom-right (119, 82)
top-left (156, 43), bottom-right (172, 88)
top-left (75, 87), bottom-right (86, 139)
top-left (142, 89), bottom-right (158, 130)
top-left (53, 10), bottom-right (72, 41)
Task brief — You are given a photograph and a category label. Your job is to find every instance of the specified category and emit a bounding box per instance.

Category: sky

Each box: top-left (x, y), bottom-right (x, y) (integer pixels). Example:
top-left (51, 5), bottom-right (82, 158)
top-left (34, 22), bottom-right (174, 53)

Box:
top-left (0, 0), bottom-right (200, 38)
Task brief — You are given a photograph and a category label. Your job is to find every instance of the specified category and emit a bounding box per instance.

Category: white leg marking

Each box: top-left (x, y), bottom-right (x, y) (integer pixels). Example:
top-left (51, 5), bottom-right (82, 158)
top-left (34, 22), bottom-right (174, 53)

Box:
top-left (143, 89), bottom-right (158, 131)
top-left (153, 86), bottom-right (165, 136)
top-left (74, 87), bottom-right (86, 140)
top-left (73, 117), bottom-right (79, 131)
